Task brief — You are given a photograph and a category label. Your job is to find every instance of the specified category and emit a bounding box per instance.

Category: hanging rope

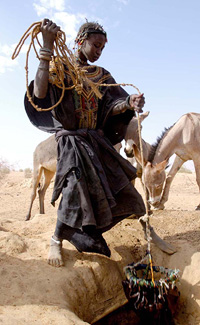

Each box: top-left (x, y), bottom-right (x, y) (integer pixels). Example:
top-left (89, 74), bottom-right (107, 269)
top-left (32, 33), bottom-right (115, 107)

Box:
top-left (135, 108), bottom-right (155, 286)
top-left (12, 21), bottom-right (141, 112)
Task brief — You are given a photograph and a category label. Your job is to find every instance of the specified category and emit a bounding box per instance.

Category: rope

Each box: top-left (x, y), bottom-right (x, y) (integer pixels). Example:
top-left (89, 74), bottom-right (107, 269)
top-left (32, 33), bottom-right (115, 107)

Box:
top-left (136, 109), bottom-right (155, 286)
top-left (12, 21), bottom-right (140, 112)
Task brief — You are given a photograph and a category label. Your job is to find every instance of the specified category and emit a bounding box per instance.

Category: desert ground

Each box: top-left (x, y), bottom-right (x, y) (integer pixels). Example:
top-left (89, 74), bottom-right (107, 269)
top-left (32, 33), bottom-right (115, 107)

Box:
top-left (0, 169), bottom-right (200, 324)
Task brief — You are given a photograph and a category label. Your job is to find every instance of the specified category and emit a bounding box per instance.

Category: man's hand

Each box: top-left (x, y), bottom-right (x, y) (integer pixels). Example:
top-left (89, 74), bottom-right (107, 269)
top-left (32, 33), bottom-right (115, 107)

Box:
top-left (41, 18), bottom-right (61, 50)
top-left (129, 93), bottom-right (145, 113)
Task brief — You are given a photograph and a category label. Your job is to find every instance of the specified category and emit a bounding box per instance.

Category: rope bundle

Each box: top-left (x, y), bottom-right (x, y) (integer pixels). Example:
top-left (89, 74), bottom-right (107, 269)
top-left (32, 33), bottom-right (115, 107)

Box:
top-left (12, 21), bottom-right (141, 112)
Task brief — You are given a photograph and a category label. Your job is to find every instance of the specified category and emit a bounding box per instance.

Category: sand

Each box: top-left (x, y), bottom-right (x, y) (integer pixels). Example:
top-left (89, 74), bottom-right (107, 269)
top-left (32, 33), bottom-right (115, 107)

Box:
top-left (0, 171), bottom-right (200, 324)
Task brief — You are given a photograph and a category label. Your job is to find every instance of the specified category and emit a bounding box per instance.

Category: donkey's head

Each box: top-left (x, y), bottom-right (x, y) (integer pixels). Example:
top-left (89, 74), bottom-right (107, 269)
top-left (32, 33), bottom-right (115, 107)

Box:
top-left (142, 160), bottom-right (168, 207)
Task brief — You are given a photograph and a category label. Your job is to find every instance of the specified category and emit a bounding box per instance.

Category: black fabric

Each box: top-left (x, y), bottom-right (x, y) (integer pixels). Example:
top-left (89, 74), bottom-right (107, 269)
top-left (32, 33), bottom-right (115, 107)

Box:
top-left (54, 219), bottom-right (111, 257)
top-left (97, 80), bottom-right (136, 145)
top-left (103, 108), bottom-right (135, 145)
top-left (24, 81), bottom-right (63, 133)
top-left (50, 128), bottom-right (145, 231)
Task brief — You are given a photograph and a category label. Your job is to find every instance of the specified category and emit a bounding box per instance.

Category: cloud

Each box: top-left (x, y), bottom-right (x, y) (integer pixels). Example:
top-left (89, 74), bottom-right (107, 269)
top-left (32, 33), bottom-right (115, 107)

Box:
top-left (53, 12), bottom-right (86, 42)
top-left (33, 0), bottom-right (86, 42)
top-left (116, 0), bottom-right (129, 4)
top-left (0, 43), bottom-right (19, 74)
top-left (0, 42), bottom-right (31, 74)
top-left (0, 43), bottom-right (17, 56)
top-left (33, 0), bottom-right (65, 15)
top-left (0, 55), bottom-right (19, 74)
top-left (33, 3), bottom-right (48, 16)
top-left (0, 42), bottom-right (29, 57)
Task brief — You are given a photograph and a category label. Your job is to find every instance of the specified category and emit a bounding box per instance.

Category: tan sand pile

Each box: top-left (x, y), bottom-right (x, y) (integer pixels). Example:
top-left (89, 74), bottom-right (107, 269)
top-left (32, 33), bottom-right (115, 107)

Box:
top-left (0, 171), bottom-right (200, 324)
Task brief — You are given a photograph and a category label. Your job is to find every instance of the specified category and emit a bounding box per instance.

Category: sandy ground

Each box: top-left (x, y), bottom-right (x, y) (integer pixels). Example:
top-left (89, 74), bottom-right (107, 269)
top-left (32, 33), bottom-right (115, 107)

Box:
top-left (0, 170), bottom-right (200, 324)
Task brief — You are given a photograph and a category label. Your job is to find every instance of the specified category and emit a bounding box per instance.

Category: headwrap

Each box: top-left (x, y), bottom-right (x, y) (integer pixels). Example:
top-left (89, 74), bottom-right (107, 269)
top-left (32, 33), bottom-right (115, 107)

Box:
top-left (75, 22), bottom-right (107, 45)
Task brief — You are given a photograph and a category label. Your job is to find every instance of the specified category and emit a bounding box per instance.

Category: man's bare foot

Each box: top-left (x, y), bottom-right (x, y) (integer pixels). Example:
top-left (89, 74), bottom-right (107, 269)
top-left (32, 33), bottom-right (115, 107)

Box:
top-left (47, 236), bottom-right (64, 267)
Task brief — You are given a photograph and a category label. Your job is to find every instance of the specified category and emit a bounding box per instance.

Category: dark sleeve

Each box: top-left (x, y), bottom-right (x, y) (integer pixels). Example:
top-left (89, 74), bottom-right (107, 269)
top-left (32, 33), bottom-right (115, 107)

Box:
top-left (24, 81), bottom-right (63, 133)
top-left (98, 73), bottom-right (135, 145)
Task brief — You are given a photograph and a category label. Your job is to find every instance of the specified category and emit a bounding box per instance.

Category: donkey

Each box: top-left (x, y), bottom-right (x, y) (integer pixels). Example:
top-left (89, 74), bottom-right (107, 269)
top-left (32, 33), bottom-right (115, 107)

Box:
top-left (25, 135), bottom-right (57, 221)
top-left (142, 112), bottom-right (200, 210)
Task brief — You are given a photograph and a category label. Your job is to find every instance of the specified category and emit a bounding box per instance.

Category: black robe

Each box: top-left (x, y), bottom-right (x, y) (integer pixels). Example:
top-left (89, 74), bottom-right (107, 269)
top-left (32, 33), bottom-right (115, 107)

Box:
top-left (24, 66), bottom-right (145, 232)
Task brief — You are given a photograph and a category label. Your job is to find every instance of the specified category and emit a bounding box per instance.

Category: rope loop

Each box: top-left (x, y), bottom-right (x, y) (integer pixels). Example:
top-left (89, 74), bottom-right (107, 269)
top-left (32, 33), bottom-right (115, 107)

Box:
top-left (12, 21), bottom-right (141, 112)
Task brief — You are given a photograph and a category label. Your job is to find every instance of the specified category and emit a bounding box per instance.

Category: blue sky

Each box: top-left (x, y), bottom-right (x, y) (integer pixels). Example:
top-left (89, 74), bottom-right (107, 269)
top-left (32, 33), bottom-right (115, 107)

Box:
top-left (0, 0), bottom-right (199, 169)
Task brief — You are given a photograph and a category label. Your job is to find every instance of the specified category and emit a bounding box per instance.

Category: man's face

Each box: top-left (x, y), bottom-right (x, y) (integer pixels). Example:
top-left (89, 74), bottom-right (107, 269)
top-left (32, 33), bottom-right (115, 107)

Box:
top-left (81, 33), bottom-right (106, 62)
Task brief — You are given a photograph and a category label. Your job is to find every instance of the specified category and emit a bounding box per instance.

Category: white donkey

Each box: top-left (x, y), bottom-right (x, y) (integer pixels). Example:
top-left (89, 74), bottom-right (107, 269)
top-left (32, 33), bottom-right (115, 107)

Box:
top-left (25, 135), bottom-right (57, 221)
top-left (142, 112), bottom-right (200, 210)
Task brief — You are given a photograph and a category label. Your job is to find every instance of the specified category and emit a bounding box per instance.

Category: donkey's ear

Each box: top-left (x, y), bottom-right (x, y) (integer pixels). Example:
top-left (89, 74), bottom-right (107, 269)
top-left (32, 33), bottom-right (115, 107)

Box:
top-left (139, 111), bottom-right (150, 123)
top-left (133, 145), bottom-right (148, 166)
top-left (155, 160), bottom-right (168, 173)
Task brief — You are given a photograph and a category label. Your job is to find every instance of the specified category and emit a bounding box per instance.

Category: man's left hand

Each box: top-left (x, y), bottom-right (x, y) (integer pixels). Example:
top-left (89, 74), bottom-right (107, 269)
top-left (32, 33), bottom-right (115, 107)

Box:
top-left (129, 93), bottom-right (145, 113)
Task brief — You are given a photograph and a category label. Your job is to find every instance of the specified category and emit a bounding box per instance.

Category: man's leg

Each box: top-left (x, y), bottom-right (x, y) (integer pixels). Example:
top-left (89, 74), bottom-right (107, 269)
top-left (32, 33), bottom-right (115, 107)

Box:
top-left (47, 219), bottom-right (111, 267)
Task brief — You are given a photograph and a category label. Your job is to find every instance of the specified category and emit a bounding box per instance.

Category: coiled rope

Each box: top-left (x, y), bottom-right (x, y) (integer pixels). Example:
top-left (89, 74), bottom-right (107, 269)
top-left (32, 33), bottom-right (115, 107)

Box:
top-left (12, 21), bottom-right (141, 112)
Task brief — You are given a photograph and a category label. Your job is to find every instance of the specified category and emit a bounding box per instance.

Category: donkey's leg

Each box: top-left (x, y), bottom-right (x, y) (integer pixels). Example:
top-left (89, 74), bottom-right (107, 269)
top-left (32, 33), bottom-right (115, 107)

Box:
top-left (38, 169), bottom-right (55, 214)
top-left (193, 159), bottom-right (200, 210)
top-left (157, 155), bottom-right (185, 210)
top-left (25, 166), bottom-right (43, 221)
top-left (139, 219), bottom-right (177, 255)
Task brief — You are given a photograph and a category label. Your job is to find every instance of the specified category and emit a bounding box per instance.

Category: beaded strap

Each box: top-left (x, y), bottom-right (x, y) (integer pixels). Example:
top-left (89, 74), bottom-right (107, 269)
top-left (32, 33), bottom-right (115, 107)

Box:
top-left (124, 263), bottom-right (179, 289)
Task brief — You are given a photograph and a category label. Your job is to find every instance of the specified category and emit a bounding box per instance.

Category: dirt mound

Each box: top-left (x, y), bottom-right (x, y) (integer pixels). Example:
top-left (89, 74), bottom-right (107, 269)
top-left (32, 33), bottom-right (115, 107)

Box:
top-left (0, 172), bottom-right (200, 324)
